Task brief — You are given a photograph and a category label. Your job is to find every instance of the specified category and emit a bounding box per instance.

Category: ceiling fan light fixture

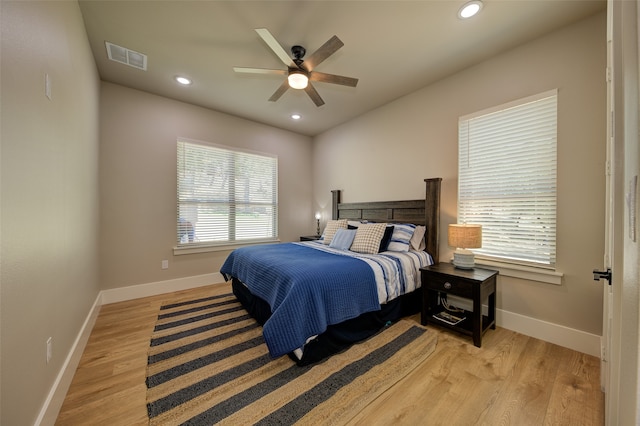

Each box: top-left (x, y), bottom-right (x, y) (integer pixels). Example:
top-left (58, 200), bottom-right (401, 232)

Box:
top-left (288, 71), bottom-right (308, 90)
top-left (458, 0), bottom-right (483, 19)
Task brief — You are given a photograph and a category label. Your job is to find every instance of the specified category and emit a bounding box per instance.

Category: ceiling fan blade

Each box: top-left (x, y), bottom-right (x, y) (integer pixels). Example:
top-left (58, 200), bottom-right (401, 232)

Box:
top-left (303, 35), bottom-right (344, 71)
top-left (304, 83), bottom-right (325, 107)
top-left (233, 67), bottom-right (287, 76)
top-left (310, 71), bottom-right (358, 87)
top-left (255, 28), bottom-right (295, 68)
top-left (268, 80), bottom-right (290, 102)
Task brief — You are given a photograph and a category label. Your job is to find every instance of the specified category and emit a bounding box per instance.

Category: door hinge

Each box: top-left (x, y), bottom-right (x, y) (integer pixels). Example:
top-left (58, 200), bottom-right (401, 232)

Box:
top-left (593, 268), bottom-right (612, 284)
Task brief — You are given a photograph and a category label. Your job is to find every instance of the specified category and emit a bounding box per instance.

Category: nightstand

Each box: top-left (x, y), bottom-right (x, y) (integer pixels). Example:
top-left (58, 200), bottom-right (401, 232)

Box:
top-left (421, 262), bottom-right (498, 347)
top-left (299, 235), bottom-right (322, 241)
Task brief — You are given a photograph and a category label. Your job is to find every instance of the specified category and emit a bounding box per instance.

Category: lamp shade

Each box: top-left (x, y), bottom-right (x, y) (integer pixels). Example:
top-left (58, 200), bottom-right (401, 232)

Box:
top-left (449, 224), bottom-right (482, 269)
top-left (448, 224), bottom-right (482, 249)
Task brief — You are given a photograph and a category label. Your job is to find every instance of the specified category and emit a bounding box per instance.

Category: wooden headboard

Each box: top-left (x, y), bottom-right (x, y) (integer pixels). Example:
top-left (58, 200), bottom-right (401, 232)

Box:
top-left (331, 178), bottom-right (442, 263)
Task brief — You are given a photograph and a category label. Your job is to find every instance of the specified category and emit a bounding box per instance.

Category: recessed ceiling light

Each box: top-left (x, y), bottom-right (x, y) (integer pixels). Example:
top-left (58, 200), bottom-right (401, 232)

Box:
top-left (175, 76), bottom-right (192, 85)
top-left (291, 114), bottom-right (302, 120)
top-left (458, 0), bottom-right (483, 19)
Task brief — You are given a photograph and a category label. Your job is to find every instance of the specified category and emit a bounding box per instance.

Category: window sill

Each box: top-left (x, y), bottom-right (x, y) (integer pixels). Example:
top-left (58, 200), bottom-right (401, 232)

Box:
top-left (173, 239), bottom-right (280, 256)
top-left (474, 258), bottom-right (563, 285)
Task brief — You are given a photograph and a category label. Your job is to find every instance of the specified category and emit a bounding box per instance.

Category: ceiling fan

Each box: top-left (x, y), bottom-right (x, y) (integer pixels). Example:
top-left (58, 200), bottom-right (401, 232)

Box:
top-left (233, 28), bottom-right (358, 107)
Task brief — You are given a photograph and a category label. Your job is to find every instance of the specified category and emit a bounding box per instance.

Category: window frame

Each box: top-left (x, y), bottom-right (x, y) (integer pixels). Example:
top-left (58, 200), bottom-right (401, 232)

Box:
top-left (174, 138), bottom-right (279, 254)
top-left (457, 89), bottom-right (562, 283)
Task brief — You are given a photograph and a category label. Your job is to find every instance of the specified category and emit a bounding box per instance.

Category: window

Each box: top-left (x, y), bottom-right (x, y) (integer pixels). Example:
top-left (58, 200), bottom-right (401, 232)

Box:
top-left (177, 139), bottom-right (278, 249)
top-left (457, 90), bottom-right (557, 268)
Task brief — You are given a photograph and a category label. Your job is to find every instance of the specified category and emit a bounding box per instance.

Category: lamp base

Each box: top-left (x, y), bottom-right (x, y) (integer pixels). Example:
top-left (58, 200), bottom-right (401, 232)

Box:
top-left (453, 249), bottom-right (475, 269)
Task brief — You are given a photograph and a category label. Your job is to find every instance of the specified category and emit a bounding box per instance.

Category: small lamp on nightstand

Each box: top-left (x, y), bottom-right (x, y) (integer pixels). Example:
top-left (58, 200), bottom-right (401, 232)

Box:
top-left (315, 212), bottom-right (321, 236)
top-left (448, 224), bottom-right (482, 269)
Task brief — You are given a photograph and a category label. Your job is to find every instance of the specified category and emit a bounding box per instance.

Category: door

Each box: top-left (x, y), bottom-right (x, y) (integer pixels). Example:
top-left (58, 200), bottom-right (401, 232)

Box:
top-left (602, 1), bottom-right (640, 424)
top-left (600, 0), bottom-right (615, 415)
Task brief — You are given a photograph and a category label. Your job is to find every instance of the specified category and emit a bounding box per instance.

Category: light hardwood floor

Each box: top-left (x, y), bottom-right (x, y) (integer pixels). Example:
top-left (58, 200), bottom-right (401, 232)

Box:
top-left (56, 282), bottom-right (604, 425)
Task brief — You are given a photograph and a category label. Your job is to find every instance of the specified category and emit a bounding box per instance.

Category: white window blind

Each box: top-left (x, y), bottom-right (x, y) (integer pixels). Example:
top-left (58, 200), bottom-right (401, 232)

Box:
top-left (177, 139), bottom-right (278, 247)
top-left (458, 90), bottom-right (557, 267)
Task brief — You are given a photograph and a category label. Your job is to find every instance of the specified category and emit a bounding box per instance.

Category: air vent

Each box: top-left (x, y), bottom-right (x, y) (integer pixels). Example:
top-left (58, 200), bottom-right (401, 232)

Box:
top-left (105, 42), bottom-right (147, 71)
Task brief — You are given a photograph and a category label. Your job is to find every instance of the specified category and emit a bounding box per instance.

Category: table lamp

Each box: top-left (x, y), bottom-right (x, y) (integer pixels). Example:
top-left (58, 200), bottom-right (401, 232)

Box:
top-left (315, 212), bottom-right (321, 236)
top-left (448, 224), bottom-right (482, 269)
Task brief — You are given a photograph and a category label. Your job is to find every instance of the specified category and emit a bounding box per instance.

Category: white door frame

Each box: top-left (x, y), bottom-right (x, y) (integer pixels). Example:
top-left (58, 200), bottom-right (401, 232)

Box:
top-left (601, 0), bottom-right (614, 410)
top-left (605, 1), bottom-right (640, 424)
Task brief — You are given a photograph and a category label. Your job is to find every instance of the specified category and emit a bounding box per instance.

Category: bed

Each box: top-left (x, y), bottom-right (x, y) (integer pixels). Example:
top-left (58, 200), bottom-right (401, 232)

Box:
top-left (220, 178), bottom-right (441, 365)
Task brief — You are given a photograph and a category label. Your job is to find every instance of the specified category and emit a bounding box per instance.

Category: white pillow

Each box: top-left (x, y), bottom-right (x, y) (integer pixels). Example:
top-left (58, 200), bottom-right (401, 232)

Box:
top-left (410, 225), bottom-right (426, 251)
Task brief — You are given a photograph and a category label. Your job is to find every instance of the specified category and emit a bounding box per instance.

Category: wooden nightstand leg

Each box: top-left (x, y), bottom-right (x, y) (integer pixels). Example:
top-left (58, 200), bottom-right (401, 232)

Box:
top-left (472, 293), bottom-right (482, 347)
top-left (421, 288), bottom-right (429, 326)
top-left (421, 293), bottom-right (428, 326)
top-left (421, 289), bottom-right (437, 326)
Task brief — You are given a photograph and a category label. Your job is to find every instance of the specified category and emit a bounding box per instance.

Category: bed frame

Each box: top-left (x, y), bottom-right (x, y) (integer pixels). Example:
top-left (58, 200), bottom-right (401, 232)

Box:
top-left (331, 177), bottom-right (441, 263)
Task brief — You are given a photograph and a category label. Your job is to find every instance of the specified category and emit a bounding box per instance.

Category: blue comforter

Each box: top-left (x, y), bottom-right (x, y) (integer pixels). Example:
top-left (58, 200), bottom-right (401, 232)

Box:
top-left (220, 243), bottom-right (380, 357)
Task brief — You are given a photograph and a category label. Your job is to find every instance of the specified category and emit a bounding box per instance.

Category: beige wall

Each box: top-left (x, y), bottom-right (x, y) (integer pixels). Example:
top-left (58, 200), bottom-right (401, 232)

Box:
top-left (0, 1), bottom-right (100, 425)
top-left (99, 83), bottom-right (313, 290)
top-left (313, 12), bottom-right (607, 335)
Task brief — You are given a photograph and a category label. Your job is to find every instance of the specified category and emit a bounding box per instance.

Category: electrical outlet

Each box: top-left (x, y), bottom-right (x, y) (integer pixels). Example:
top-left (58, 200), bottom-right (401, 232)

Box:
top-left (46, 337), bottom-right (52, 364)
top-left (161, 260), bottom-right (169, 269)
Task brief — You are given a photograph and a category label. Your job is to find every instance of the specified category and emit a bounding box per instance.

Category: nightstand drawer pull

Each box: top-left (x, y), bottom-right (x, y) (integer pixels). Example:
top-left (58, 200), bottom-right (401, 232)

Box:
top-left (444, 281), bottom-right (452, 290)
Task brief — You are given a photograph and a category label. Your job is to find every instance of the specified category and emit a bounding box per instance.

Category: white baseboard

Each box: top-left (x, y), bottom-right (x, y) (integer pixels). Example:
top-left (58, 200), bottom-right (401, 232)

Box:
top-left (497, 309), bottom-right (601, 358)
top-left (100, 272), bottom-right (221, 305)
top-left (35, 293), bottom-right (102, 426)
top-left (36, 272), bottom-right (222, 425)
top-left (447, 295), bottom-right (601, 358)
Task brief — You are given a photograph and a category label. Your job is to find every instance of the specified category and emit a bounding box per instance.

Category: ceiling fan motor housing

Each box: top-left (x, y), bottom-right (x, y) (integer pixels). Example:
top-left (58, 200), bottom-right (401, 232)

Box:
top-left (291, 45), bottom-right (306, 60)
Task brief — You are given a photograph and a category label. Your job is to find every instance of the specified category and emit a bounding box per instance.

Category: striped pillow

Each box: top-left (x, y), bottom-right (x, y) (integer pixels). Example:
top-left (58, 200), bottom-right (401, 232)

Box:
top-left (387, 223), bottom-right (417, 252)
top-left (351, 223), bottom-right (388, 254)
top-left (322, 219), bottom-right (348, 245)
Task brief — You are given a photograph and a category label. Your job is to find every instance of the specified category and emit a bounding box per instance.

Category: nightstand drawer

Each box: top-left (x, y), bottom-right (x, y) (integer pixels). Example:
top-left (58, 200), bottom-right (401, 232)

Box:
top-left (426, 273), bottom-right (473, 298)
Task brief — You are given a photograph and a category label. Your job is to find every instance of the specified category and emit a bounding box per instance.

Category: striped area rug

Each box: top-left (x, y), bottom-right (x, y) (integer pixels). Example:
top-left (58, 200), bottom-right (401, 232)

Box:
top-left (146, 288), bottom-right (438, 425)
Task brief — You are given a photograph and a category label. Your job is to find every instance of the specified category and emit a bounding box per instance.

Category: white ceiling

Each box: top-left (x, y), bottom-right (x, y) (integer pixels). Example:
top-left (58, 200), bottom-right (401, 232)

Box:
top-left (79, 0), bottom-right (605, 136)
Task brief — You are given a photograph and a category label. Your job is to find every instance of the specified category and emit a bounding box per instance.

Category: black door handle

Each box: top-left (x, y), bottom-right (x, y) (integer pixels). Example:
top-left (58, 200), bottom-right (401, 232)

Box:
top-left (593, 268), bottom-right (612, 284)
